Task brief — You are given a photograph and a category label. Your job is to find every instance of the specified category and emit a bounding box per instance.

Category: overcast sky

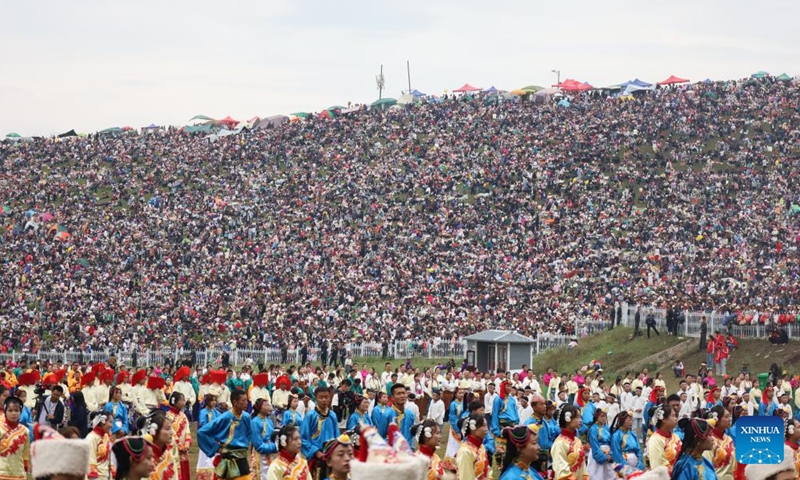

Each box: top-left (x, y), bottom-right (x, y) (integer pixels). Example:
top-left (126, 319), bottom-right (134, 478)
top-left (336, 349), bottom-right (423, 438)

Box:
top-left (2, 0), bottom-right (798, 136)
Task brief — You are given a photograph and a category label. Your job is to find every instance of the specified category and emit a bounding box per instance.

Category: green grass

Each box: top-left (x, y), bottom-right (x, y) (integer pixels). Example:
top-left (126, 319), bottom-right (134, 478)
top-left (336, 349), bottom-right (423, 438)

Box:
top-left (532, 327), bottom-right (685, 380)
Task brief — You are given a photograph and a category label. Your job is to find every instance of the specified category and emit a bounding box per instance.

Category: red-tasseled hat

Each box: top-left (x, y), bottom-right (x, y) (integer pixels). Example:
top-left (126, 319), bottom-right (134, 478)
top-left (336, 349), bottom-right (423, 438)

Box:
top-left (19, 372), bottom-right (37, 386)
top-left (762, 387), bottom-right (773, 405)
top-left (101, 369), bottom-right (116, 384)
top-left (174, 366), bottom-right (190, 383)
top-left (116, 371), bottom-right (129, 383)
top-left (132, 370), bottom-right (147, 385)
top-left (91, 363), bottom-right (105, 376)
top-left (253, 373), bottom-right (269, 387)
top-left (147, 376), bottom-right (165, 390)
top-left (210, 370), bottom-right (227, 385)
top-left (81, 372), bottom-right (96, 387)
top-left (651, 386), bottom-right (665, 404)
top-left (54, 369), bottom-right (66, 382)
top-left (276, 374), bottom-right (291, 390)
top-left (577, 387), bottom-right (588, 407)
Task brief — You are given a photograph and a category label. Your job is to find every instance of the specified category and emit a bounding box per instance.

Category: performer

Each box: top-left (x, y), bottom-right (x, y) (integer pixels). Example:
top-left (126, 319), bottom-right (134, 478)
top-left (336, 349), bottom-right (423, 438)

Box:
top-left (198, 389), bottom-right (275, 480)
top-left (455, 413), bottom-right (490, 480)
top-left (646, 404), bottom-right (682, 475)
top-left (16, 372), bottom-right (39, 411)
top-left (166, 392), bottom-right (192, 480)
top-left (111, 436), bottom-right (155, 480)
top-left (346, 395), bottom-right (373, 431)
top-left (386, 384), bottom-right (416, 446)
top-left (320, 434), bottom-right (354, 480)
top-left (131, 370), bottom-right (150, 416)
top-left (498, 425), bottom-right (544, 480)
top-left (370, 392), bottom-right (392, 439)
top-left (705, 387), bottom-right (722, 410)
top-left (137, 411), bottom-right (180, 480)
top-left (587, 409), bottom-right (614, 480)
top-left (412, 419), bottom-right (444, 480)
top-left (82, 372), bottom-right (100, 412)
top-left (144, 377), bottom-right (168, 412)
top-left (525, 398), bottom-right (558, 477)
top-left (610, 410), bottom-right (644, 470)
top-left (300, 386), bottom-right (339, 478)
top-left (106, 386), bottom-right (131, 437)
top-left (87, 410), bottom-right (114, 480)
top-left (703, 406), bottom-right (735, 480)
top-left (209, 371), bottom-right (232, 410)
top-left (249, 374), bottom-right (271, 412)
top-left (118, 371), bottom-right (135, 404)
top-left (759, 387), bottom-right (776, 417)
top-left (784, 417), bottom-right (800, 476)
top-left (551, 405), bottom-right (586, 480)
top-left (250, 398), bottom-right (278, 480)
top-left (445, 388), bottom-right (466, 460)
top-left (172, 367), bottom-right (195, 422)
top-left (671, 418), bottom-right (717, 480)
top-left (0, 397), bottom-right (30, 480)
top-left (491, 382), bottom-right (519, 459)
top-left (265, 425), bottom-right (310, 480)
top-left (282, 395), bottom-right (303, 428)
top-left (196, 394), bottom-right (221, 480)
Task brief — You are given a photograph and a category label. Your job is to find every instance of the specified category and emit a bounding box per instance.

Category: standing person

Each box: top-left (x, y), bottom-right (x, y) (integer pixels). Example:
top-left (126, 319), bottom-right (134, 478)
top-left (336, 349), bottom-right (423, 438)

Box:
top-left (704, 406), bottom-right (735, 480)
top-left (412, 420), bottom-right (443, 480)
top-left (671, 418), bottom-right (716, 480)
top-left (551, 405), bottom-right (586, 480)
top-left (265, 425), bottom-right (310, 480)
top-left (610, 410), bottom-right (643, 470)
top-left (370, 391), bottom-right (392, 439)
top-left (68, 391), bottom-right (90, 438)
top-left (86, 411), bottom-right (113, 480)
top-left (498, 426), bottom-right (544, 480)
top-left (136, 411), bottom-right (179, 480)
top-left (587, 409), bottom-right (614, 480)
top-left (250, 398), bottom-right (278, 480)
top-left (455, 413), bottom-right (490, 480)
top-left (386, 384), bottom-right (417, 445)
top-left (699, 317), bottom-right (708, 350)
top-left (171, 367), bottom-right (195, 422)
top-left (195, 394), bottom-right (220, 480)
top-left (445, 388), bottom-right (466, 459)
top-left (300, 386), bottom-right (339, 478)
top-left (166, 392), bottom-right (192, 480)
top-left (634, 306), bottom-right (641, 336)
top-left (198, 389), bottom-right (273, 480)
top-left (106, 387), bottom-right (130, 437)
top-left (427, 390), bottom-right (445, 429)
top-left (491, 382), bottom-right (519, 460)
top-left (347, 395), bottom-right (373, 430)
top-left (35, 384), bottom-right (65, 429)
top-left (0, 397), bottom-right (30, 480)
top-left (320, 434), bottom-right (353, 480)
top-left (646, 309), bottom-right (660, 338)
top-left (110, 437), bottom-right (156, 480)
top-left (281, 395), bottom-right (303, 428)
top-left (646, 404), bottom-right (682, 475)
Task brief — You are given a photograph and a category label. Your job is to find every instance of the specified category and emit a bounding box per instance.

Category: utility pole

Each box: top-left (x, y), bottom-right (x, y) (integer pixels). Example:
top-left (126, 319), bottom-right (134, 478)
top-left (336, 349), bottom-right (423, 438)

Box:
top-left (376, 65), bottom-right (385, 100)
top-left (552, 69), bottom-right (561, 84)
top-left (407, 60), bottom-right (412, 93)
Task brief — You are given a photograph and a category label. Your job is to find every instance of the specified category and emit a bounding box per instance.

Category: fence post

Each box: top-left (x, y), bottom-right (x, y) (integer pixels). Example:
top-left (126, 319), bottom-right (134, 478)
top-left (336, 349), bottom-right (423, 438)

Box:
top-left (536, 336), bottom-right (540, 356)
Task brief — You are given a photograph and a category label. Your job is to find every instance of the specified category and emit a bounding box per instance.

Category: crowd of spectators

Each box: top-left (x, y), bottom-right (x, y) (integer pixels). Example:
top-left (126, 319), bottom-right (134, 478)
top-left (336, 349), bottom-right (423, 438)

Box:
top-left (1, 76), bottom-right (798, 355)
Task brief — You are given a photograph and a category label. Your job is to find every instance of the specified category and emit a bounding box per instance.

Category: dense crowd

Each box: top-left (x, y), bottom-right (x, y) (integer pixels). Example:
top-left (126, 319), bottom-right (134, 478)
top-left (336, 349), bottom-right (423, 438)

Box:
top-left (1, 76), bottom-right (799, 353)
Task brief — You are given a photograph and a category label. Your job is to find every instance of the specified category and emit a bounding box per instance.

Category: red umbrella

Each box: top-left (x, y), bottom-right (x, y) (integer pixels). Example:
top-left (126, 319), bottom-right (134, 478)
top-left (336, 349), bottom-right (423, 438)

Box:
top-left (39, 212), bottom-right (55, 222)
top-left (217, 116), bottom-right (239, 128)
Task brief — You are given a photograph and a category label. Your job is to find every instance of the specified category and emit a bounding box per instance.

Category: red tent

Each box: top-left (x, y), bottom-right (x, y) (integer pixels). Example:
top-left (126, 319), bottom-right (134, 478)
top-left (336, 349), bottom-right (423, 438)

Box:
top-left (453, 83), bottom-right (481, 93)
top-left (657, 75), bottom-right (690, 85)
top-left (217, 116), bottom-right (239, 127)
top-left (552, 79), bottom-right (592, 91)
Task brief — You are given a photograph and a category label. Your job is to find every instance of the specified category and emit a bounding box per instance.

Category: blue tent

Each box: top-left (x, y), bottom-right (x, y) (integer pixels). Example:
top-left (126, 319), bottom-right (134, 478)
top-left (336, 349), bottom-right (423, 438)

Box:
top-left (484, 86), bottom-right (498, 93)
top-left (410, 89), bottom-right (426, 97)
top-left (618, 78), bottom-right (652, 88)
top-left (702, 78), bottom-right (713, 84)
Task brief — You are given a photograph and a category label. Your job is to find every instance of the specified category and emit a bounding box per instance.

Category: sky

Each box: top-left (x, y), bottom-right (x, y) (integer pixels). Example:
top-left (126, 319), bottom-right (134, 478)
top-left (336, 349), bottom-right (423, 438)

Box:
top-left (2, 0), bottom-right (799, 136)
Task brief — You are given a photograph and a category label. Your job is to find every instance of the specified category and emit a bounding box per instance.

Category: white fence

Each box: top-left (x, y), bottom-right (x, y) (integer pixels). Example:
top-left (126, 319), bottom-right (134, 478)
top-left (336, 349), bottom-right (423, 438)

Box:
top-left (617, 302), bottom-right (800, 340)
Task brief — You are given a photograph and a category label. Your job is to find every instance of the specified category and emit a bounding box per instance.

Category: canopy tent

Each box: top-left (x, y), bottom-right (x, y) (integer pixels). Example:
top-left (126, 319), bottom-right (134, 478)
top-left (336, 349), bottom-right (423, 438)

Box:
top-left (751, 70), bottom-right (769, 79)
top-left (622, 84), bottom-right (655, 95)
top-left (453, 83), bottom-right (481, 93)
top-left (657, 75), bottom-right (689, 85)
top-left (57, 129), bottom-right (77, 138)
top-left (776, 73), bottom-right (792, 82)
top-left (99, 127), bottom-right (123, 135)
top-left (215, 116), bottom-right (239, 128)
top-left (182, 124), bottom-right (215, 134)
top-left (618, 78), bottom-right (653, 88)
top-left (484, 86), bottom-right (498, 93)
top-left (410, 89), bottom-right (426, 97)
top-left (702, 78), bottom-right (713, 84)
top-left (397, 94), bottom-right (420, 105)
top-left (509, 89), bottom-right (528, 96)
top-left (596, 85), bottom-right (622, 91)
top-left (289, 112), bottom-right (309, 118)
top-left (553, 79), bottom-right (592, 91)
top-left (256, 115), bottom-right (289, 129)
top-left (522, 85), bottom-right (544, 93)
top-left (371, 98), bottom-right (398, 109)
top-left (327, 106), bottom-right (345, 112)
top-left (5, 133), bottom-right (21, 138)
top-left (188, 115), bottom-right (214, 122)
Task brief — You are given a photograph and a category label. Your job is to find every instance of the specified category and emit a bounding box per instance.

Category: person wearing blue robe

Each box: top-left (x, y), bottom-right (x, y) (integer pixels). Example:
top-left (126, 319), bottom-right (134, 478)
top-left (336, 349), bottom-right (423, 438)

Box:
top-left (674, 423), bottom-right (685, 441)
top-left (19, 404), bottom-right (34, 442)
top-left (386, 404), bottom-right (416, 445)
top-left (346, 409), bottom-right (374, 430)
top-left (671, 452), bottom-right (717, 480)
top-left (759, 400), bottom-right (776, 416)
top-left (578, 401), bottom-right (597, 437)
top-left (491, 393), bottom-right (519, 438)
top-left (250, 405), bottom-right (278, 480)
top-left (370, 394), bottom-right (392, 439)
top-left (198, 390), bottom-right (275, 479)
top-left (281, 408), bottom-right (303, 428)
top-left (588, 420), bottom-right (613, 479)
top-left (498, 461), bottom-right (545, 480)
top-left (611, 424), bottom-right (644, 470)
top-left (462, 403), bottom-right (495, 456)
top-left (105, 398), bottom-right (130, 435)
top-left (449, 396), bottom-right (465, 437)
top-left (300, 403), bottom-right (339, 461)
top-left (198, 402), bottom-right (221, 430)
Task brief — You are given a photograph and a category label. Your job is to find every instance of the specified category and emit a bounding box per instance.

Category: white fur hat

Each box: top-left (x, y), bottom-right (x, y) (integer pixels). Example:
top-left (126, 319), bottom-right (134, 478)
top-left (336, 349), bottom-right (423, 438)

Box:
top-left (744, 445), bottom-right (796, 480)
top-left (30, 426), bottom-right (92, 479)
top-left (350, 456), bottom-right (428, 480)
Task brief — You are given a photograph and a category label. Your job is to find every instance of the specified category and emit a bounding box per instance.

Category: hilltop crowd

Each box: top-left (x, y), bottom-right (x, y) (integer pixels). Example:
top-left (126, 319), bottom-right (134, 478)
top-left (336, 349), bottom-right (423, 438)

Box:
top-left (1, 76), bottom-right (799, 354)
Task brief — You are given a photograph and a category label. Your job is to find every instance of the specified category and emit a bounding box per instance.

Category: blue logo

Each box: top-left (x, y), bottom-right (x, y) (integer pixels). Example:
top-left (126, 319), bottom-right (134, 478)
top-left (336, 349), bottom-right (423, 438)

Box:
top-left (734, 416), bottom-right (784, 464)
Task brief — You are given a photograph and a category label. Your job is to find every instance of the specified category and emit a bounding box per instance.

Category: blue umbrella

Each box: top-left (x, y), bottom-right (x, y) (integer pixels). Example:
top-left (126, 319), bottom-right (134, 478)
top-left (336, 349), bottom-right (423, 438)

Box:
top-left (25, 209), bottom-right (37, 217)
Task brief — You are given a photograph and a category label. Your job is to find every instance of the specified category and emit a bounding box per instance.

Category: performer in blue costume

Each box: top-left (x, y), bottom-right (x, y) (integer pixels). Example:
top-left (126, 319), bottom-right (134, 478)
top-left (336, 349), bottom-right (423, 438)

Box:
top-left (671, 417), bottom-right (717, 480)
top-left (300, 386), bottom-right (339, 478)
top-left (346, 394), bottom-right (374, 430)
top-left (370, 391), bottom-right (392, 439)
top-left (198, 389), bottom-right (275, 480)
top-left (498, 426), bottom-right (545, 480)
top-left (385, 383), bottom-right (417, 446)
top-left (250, 398), bottom-right (278, 480)
top-left (196, 393), bottom-right (221, 480)
top-left (610, 410), bottom-right (644, 470)
top-left (105, 386), bottom-right (130, 436)
top-left (491, 381), bottom-right (519, 459)
top-left (445, 388), bottom-right (466, 459)
top-left (281, 394), bottom-right (303, 428)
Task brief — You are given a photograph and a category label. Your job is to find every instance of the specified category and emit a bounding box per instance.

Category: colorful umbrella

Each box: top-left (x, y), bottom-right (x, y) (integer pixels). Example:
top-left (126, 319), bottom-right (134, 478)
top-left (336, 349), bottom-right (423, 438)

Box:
top-left (5, 133), bottom-right (21, 138)
top-left (39, 212), bottom-right (55, 221)
top-left (371, 98), bottom-right (398, 109)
